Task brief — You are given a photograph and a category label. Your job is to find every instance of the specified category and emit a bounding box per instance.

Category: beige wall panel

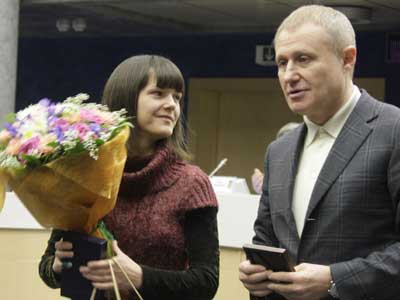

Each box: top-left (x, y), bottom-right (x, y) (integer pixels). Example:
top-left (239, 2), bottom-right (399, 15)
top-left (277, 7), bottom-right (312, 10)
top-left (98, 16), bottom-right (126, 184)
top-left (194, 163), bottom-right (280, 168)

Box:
top-left (354, 78), bottom-right (385, 100)
top-left (0, 229), bottom-right (59, 300)
top-left (187, 88), bottom-right (220, 174)
top-left (216, 247), bottom-right (249, 300)
top-left (217, 90), bottom-right (297, 182)
top-left (189, 78), bottom-right (301, 184)
top-left (16, 260), bottom-right (46, 299)
top-left (0, 261), bottom-right (17, 300)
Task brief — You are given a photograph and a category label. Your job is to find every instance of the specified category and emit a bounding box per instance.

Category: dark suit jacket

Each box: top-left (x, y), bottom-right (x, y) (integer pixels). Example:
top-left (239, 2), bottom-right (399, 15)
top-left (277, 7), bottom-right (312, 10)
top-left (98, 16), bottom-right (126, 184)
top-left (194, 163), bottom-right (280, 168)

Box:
top-left (253, 90), bottom-right (400, 300)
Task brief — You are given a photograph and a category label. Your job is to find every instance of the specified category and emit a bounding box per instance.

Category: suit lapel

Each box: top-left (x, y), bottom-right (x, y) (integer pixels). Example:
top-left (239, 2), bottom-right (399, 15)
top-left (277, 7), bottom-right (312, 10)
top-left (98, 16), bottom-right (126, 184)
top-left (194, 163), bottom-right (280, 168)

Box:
top-left (305, 91), bottom-right (378, 220)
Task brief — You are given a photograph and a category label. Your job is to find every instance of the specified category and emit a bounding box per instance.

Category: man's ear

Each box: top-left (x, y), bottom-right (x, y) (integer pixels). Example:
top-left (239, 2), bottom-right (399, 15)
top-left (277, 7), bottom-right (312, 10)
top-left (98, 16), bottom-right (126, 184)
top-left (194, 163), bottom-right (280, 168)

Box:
top-left (342, 46), bottom-right (357, 71)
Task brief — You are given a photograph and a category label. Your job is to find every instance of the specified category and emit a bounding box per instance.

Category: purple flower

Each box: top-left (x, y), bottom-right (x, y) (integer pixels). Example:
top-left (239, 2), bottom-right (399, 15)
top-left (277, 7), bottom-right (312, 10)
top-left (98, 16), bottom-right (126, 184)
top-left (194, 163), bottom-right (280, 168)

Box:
top-left (49, 119), bottom-right (69, 142)
top-left (4, 123), bottom-right (17, 137)
top-left (53, 127), bottom-right (65, 141)
top-left (47, 115), bottom-right (56, 124)
top-left (89, 123), bottom-right (101, 134)
top-left (39, 98), bottom-right (51, 107)
top-left (48, 104), bottom-right (56, 116)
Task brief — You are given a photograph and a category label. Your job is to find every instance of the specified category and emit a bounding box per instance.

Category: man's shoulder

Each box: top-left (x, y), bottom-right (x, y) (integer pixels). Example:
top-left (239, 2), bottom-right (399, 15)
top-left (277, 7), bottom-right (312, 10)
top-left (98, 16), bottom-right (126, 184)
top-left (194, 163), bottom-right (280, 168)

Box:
top-left (359, 89), bottom-right (400, 118)
top-left (378, 101), bottom-right (400, 118)
top-left (352, 90), bottom-right (400, 145)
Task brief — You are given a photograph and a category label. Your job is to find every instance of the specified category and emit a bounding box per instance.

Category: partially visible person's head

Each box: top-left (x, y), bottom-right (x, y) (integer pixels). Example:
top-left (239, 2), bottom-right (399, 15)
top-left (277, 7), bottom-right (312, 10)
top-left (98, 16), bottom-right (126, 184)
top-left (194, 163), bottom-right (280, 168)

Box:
top-left (252, 122), bottom-right (301, 194)
top-left (274, 5), bottom-right (357, 125)
top-left (276, 122), bottom-right (301, 138)
top-left (102, 55), bottom-right (190, 160)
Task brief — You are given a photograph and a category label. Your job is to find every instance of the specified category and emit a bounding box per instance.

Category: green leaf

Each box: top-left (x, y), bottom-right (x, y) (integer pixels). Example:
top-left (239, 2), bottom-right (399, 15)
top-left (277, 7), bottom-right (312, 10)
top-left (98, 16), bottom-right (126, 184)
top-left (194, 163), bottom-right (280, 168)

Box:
top-left (92, 221), bottom-right (115, 257)
top-left (4, 113), bottom-right (16, 123)
top-left (95, 139), bottom-right (105, 146)
top-left (21, 154), bottom-right (41, 167)
top-left (47, 141), bottom-right (58, 148)
top-left (64, 141), bottom-right (86, 156)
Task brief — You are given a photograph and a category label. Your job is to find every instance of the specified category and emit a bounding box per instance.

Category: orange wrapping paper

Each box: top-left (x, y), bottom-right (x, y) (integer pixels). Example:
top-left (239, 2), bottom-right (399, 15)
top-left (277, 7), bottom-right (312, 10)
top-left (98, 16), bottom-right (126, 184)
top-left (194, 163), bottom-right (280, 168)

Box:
top-left (0, 127), bottom-right (129, 237)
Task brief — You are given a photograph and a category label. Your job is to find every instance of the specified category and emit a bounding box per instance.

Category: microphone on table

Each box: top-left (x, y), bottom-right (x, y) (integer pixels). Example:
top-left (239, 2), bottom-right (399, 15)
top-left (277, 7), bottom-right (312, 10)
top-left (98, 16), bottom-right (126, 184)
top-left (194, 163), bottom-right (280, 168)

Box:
top-left (209, 158), bottom-right (228, 177)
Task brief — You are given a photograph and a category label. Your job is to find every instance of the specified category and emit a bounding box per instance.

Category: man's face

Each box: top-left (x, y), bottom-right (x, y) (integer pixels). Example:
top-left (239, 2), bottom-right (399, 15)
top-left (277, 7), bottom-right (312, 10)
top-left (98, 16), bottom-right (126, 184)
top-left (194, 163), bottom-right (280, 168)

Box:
top-left (275, 23), bottom-right (348, 124)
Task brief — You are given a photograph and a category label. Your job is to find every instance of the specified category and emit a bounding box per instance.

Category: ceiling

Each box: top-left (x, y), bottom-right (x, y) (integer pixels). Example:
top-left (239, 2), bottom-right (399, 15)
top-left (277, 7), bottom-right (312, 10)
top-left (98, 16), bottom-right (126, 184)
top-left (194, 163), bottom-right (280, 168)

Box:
top-left (20, 0), bottom-right (400, 38)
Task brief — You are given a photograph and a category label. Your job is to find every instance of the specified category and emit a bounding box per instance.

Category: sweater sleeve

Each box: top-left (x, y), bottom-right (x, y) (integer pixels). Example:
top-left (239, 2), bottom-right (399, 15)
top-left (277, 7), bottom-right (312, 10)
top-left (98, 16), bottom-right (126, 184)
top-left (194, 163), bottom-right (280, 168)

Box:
top-left (138, 207), bottom-right (219, 300)
top-left (38, 229), bottom-right (63, 288)
top-left (180, 165), bottom-right (218, 211)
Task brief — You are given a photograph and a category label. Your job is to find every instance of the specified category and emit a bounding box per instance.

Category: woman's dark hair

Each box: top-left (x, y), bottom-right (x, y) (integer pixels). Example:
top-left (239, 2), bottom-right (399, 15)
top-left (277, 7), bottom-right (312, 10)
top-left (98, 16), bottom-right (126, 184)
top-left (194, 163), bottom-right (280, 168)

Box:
top-left (102, 55), bottom-right (191, 160)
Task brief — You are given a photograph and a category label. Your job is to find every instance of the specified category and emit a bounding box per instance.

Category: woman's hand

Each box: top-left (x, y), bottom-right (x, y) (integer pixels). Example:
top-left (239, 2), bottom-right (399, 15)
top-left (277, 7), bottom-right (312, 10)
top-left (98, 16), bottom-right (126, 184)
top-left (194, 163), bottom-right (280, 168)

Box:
top-left (80, 240), bottom-right (143, 294)
top-left (52, 238), bottom-right (74, 274)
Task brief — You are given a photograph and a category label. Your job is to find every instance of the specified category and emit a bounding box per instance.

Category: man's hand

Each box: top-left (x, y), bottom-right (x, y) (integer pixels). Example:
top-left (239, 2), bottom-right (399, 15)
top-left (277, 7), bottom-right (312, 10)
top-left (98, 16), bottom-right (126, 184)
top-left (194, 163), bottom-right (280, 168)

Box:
top-left (239, 260), bottom-right (274, 297)
top-left (266, 263), bottom-right (332, 300)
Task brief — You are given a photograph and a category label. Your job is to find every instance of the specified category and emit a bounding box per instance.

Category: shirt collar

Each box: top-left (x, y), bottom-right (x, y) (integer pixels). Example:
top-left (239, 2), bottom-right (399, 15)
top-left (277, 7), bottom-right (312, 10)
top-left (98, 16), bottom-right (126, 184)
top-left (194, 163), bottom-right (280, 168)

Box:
top-left (304, 85), bottom-right (361, 147)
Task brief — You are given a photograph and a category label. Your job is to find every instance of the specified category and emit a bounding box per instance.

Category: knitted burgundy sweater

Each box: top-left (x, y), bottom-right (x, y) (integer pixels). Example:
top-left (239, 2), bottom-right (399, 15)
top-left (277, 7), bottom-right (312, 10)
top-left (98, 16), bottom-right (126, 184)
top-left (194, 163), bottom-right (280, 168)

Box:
top-left (104, 145), bottom-right (219, 299)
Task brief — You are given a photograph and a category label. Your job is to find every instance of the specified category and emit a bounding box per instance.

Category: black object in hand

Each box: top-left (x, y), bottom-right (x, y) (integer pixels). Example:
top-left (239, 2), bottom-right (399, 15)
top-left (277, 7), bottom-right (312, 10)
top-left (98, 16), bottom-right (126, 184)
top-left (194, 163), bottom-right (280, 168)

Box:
top-left (243, 243), bottom-right (294, 272)
top-left (60, 231), bottom-right (108, 300)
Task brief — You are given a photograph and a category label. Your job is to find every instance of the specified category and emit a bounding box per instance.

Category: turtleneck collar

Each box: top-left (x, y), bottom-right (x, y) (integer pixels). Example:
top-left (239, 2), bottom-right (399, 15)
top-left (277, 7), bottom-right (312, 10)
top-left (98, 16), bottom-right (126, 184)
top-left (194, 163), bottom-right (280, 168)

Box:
top-left (118, 144), bottom-right (185, 196)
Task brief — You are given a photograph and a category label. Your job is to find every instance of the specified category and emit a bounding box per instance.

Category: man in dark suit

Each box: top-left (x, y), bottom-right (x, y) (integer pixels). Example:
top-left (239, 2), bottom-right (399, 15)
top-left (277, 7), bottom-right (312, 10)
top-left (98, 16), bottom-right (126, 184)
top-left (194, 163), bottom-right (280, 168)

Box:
top-left (239, 4), bottom-right (400, 300)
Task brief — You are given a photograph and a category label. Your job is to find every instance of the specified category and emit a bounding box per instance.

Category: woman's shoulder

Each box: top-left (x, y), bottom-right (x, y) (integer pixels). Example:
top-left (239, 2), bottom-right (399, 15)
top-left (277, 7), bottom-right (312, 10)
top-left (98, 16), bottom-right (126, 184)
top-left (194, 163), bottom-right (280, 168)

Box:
top-left (177, 161), bottom-right (211, 183)
top-left (174, 161), bottom-right (218, 209)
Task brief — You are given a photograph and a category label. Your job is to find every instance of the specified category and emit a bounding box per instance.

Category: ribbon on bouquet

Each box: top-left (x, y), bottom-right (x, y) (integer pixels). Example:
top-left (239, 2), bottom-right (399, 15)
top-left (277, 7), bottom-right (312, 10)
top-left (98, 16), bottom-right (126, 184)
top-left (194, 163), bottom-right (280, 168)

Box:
top-left (90, 257), bottom-right (144, 300)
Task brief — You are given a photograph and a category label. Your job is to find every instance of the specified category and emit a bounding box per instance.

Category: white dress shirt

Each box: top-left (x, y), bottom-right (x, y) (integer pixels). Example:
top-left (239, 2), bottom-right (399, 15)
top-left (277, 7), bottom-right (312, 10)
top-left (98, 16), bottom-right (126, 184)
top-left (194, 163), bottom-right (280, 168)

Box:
top-left (292, 86), bottom-right (361, 236)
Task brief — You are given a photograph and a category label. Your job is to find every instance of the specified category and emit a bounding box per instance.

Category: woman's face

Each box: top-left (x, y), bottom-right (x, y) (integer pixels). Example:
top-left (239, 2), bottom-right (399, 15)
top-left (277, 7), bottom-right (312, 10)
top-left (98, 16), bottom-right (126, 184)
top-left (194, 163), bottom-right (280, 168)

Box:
top-left (136, 73), bottom-right (182, 144)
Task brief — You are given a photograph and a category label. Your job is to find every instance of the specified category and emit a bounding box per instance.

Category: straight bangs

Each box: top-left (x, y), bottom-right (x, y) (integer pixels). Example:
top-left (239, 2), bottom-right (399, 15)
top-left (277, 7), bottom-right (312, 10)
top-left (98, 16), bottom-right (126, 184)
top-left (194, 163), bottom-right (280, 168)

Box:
top-left (150, 57), bottom-right (185, 94)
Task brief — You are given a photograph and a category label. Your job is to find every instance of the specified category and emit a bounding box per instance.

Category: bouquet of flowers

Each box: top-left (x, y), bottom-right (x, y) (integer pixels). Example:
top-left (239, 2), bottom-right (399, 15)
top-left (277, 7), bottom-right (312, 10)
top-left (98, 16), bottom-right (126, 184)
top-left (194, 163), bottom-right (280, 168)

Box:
top-left (0, 93), bottom-right (130, 237)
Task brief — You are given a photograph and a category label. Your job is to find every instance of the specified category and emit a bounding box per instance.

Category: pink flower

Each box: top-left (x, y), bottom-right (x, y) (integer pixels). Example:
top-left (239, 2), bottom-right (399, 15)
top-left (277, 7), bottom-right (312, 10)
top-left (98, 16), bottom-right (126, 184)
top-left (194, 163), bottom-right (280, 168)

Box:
top-left (80, 109), bottom-right (105, 124)
top-left (74, 123), bottom-right (90, 140)
top-left (52, 118), bottom-right (69, 129)
top-left (18, 136), bottom-right (40, 154)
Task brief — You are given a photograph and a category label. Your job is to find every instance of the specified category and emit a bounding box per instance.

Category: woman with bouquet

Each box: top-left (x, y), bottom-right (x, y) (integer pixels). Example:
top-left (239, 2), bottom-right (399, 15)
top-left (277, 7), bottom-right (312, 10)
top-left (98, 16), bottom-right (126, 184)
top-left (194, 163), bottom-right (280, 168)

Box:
top-left (39, 55), bottom-right (219, 300)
